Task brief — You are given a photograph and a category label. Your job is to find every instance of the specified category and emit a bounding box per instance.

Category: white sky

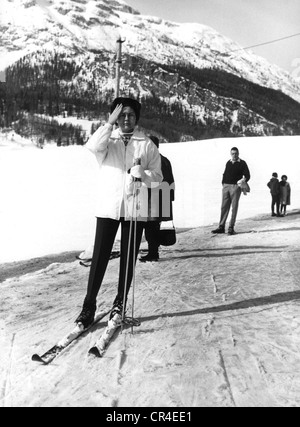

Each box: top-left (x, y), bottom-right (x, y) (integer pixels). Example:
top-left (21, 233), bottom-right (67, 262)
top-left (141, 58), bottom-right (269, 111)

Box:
top-left (127, 0), bottom-right (300, 74)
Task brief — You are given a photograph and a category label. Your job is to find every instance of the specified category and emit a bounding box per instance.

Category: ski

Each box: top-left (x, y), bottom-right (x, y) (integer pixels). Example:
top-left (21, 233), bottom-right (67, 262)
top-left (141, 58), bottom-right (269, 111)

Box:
top-left (88, 314), bottom-right (122, 358)
top-left (79, 260), bottom-right (92, 268)
top-left (32, 311), bottom-right (108, 365)
top-left (78, 251), bottom-right (120, 268)
top-left (88, 315), bottom-right (141, 358)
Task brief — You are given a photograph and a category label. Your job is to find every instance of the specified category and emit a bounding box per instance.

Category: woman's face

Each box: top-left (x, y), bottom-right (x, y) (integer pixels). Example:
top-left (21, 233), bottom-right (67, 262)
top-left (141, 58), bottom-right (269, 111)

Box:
top-left (117, 107), bottom-right (137, 133)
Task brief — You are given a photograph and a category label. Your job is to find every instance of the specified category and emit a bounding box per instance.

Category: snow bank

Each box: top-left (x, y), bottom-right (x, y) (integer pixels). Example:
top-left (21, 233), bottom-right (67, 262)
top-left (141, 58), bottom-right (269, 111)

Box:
top-left (0, 143), bottom-right (98, 263)
top-left (0, 135), bottom-right (299, 263)
top-left (160, 135), bottom-right (300, 229)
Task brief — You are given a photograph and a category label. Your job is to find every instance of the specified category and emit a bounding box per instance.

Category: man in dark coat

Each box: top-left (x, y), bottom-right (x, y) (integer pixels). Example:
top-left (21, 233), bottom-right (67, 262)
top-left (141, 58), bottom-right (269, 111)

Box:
top-left (140, 136), bottom-right (175, 262)
top-left (212, 147), bottom-right (250, 236)
top-left (267, 172), bottom-right (282, 217)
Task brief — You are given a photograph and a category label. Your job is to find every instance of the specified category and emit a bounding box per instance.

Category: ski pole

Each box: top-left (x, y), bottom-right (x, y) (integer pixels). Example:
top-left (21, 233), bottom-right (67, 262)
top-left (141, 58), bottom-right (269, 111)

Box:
top-left (131, 184), bottom-right (139, 335)
top-left (121, 158), bottom-right (141, 334)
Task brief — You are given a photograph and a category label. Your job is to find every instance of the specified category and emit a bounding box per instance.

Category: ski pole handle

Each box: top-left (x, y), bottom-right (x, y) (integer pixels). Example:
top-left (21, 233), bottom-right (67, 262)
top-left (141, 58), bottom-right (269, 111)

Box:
top-left (133, 158), bottom-right (142, 182)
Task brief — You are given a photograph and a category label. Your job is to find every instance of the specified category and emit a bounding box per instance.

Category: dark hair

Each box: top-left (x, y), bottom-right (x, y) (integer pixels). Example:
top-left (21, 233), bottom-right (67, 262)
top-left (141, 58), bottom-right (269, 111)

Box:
top-left (149, 135), bottom-right (159, 148)
top-left (281, 175), bottom-right (288, 180)
top-left (272, 172), bottom-right (278, 178)
top-left (110, 97), bottom-right (141, 123)
top-left (231, 147), bottom-right (239, 153)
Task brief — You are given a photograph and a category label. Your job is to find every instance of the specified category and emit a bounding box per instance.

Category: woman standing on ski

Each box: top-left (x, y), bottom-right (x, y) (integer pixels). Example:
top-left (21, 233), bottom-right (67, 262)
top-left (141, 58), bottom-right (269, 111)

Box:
top-left (76, 98), bottom-right (162, 328)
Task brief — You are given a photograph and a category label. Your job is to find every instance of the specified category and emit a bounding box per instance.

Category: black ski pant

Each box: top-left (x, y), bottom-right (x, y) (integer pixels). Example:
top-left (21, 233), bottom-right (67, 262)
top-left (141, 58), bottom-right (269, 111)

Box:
top-left (85, 218), bottom-right (144, 308)
top-left (144, 221), bottom-right (161, 256)
top-left (271, 195), bottom-right (280, 215)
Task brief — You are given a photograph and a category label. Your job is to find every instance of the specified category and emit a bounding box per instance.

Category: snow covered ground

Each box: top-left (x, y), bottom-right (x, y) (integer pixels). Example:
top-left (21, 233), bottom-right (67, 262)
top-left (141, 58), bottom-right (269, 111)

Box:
top-left (0, 133), bottom-right (299, 263)
top-left (1, 132), bottom-right (300, 407)
top-left (1, 211), bottom-right (300, 407)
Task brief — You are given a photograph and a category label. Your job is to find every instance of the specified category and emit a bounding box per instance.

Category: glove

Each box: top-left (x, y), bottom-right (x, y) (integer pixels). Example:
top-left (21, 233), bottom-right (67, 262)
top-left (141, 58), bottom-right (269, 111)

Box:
top-left (130, 165), bottom-right (145, 181)
top-left (126, 174), bottom-right (142, 197)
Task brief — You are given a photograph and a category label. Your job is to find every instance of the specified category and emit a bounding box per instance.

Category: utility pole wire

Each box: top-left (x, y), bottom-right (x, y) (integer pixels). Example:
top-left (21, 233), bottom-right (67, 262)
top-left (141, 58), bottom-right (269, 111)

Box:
top-left (228, 32), bottom-right (300, 54)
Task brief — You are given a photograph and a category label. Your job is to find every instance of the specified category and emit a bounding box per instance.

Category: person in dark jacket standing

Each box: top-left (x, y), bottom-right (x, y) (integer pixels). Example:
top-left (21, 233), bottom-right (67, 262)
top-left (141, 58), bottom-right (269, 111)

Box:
top-left (267, 172), bottom-right (281, 217)
top-left (140, 136), bottom-right (175, 262)
top-left (212, 147), bottom-right (250, 236)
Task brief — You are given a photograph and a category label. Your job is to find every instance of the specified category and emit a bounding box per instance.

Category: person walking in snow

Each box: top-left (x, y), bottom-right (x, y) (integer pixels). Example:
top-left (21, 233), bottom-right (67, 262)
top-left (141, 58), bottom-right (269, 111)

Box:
top-left (212, 147), bottom-right (251, 236)
top-left (267, 172), bottom-right (281, 217)
top-left (75, 98), bottom-right (163, 329)
top-left (279, 175), bottom-right (291, 216)
top-left (140, 136), bottom-right (175, 262)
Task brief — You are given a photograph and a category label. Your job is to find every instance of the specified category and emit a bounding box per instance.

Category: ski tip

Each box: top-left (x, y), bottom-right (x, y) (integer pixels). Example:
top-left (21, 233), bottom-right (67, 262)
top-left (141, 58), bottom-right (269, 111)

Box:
top-left (32, 352), bottom-right (57, 365)
top-left (88, 346), bottom-right (103, 358)
top-left (32, 354), bottom-right (47, 364)
top-left (32, 354), bottom-right (41, 361)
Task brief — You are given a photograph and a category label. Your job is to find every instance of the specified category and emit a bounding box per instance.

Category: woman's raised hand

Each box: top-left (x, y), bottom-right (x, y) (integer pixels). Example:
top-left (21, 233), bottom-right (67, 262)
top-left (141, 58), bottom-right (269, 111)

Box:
top-left (108, 104), bottom-right (123, 125)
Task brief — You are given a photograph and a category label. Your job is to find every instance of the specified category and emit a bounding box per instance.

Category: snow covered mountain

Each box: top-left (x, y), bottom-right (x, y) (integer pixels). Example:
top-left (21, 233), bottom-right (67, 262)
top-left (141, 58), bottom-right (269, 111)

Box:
top-left (1, 0), bottom-right (300, 141)
top-left (1, 0), bottom-right (300, 103)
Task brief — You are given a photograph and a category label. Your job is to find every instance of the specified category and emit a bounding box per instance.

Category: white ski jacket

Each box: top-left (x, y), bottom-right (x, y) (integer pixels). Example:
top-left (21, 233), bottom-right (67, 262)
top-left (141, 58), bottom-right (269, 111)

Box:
top-left (86, 123), bottom-right (163, 221)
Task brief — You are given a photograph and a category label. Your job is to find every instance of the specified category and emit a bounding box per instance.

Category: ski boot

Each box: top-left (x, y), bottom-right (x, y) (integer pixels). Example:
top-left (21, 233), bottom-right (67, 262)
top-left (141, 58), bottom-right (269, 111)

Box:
top-left (75, 298), bottom-right (96, 329)
top-left (109, 299), bottom-right (124, 324)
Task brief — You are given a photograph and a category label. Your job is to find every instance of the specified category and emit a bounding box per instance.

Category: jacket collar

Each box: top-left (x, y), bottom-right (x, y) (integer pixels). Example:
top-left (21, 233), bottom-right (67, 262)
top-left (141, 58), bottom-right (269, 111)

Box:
top-left (111, 128), bottom-right (145, 141)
